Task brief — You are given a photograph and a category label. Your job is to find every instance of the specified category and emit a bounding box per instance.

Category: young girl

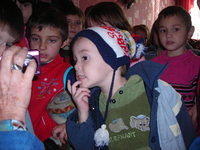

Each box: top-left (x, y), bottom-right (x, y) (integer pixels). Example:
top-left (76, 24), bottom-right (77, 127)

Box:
top-left (14, 0), bottom-right (35, 24)
top-left (152, 6), bottom-right (200, 133)
top-left (14, 0), bottom-right (36, 48)
top-left (85, 2), bottom-right (132, 32)
top-left (66, 26), bottom-right (195, 150)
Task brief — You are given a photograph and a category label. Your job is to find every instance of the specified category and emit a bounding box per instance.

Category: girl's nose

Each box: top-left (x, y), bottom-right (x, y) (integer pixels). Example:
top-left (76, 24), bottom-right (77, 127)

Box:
top-left (166, 30), bottom-right (173, 38)
top-left (74, 61), bottom-right (81, 71)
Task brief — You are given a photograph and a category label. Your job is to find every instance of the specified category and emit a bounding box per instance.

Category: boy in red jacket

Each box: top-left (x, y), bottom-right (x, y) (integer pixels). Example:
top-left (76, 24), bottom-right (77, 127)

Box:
top-left (27, 7), bottom-right (71, 147)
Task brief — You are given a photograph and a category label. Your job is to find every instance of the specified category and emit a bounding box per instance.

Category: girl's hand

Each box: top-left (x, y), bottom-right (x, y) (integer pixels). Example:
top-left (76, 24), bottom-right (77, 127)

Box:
top-left (52, 124), bottom-right (67, 144)
top-left (67, 80), bottom-right (90, 123)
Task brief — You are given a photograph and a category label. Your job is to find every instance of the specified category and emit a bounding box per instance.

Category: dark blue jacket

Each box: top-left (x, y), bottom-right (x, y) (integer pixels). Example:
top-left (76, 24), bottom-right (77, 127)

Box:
top-left (66, 61), bottom-right (195, 150)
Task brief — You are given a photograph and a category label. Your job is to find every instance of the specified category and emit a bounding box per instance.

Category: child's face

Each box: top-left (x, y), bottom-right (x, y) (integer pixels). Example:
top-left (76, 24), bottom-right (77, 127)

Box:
top-left (158, 15), bottom-right (193, 56)
top-left (73, 37), bottom-right (113, 88)
top-left (16, 1), bottom-right (32, 24)
top-left (66, 15), bottom-right (83, 43)
top-left (30, 26), bottom-right (67, 64)
top-left (0, 25), bottom-right (16, 48)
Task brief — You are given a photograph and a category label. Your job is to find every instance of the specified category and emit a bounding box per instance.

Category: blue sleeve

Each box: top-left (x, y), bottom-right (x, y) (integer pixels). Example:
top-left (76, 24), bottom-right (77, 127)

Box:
top-left (66, 110), bottom-right (95, 150)
top-left (176, 100), bottom-right (196, 148)
top-left (0, 131), bottom-right (44, 150)
top-left (189, 137), bottom-right (200, 150)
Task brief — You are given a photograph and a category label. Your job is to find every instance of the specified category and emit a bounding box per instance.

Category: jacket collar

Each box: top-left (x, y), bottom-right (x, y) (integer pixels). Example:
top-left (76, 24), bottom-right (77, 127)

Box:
top-left (125, 60), bottom-right (166, 90)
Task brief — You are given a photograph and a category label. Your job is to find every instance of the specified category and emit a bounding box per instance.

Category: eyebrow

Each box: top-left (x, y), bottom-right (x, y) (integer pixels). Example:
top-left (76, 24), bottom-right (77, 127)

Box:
top-left (79, 49), bottom-right (90, 53)
top-left (31, 34), bottom-right (60, 39)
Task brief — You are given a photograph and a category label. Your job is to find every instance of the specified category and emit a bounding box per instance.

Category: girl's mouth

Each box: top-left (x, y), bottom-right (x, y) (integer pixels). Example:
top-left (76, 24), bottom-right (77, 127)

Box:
top-left (76, 74), bottom-right (86, 81)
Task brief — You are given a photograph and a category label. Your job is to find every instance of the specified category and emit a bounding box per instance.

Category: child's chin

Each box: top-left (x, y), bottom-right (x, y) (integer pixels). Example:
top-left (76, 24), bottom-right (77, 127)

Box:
top-left (79, 83), bottom-right (91, 88)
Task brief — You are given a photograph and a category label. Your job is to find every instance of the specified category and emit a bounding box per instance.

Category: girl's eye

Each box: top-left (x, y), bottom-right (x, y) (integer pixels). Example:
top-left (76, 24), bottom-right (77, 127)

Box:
top-left (82, 56), bottom-right (88, 61)
top-left (159, 28), bottom-right (166, 33)
top-left (173, 27), bottom-right (180, 32)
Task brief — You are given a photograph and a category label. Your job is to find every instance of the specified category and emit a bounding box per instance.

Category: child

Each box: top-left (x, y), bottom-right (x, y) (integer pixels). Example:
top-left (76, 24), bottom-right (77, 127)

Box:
top-left (65, 6), bottom-right (84, 46)
top-left (0, 0), bottom-right (24, 48)
top-left (14, 0), bottom-right (35, 25)
top-left (59, 5), bottom-right (85, 61)
top-left (85, 2), bottom-right (132, 32)
top-left (27, 7), bottom-right (71, 145)
top-left (14, 0), bottom-right (36, 48)
top-left (66, 26), bottom-right (195, 149)
top-left (132, 24), bottom-right (149, 45)
top-left (152, 6), bottom-right (200, 130)
top-left (146, 19), bottom-right (164, 60)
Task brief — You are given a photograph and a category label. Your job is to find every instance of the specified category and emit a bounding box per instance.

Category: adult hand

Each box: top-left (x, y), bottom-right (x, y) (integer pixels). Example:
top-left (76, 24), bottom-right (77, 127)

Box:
top-left (0, 45), bottom-right (36, 123)
top-left (67, 80), bottom-right (90, 123)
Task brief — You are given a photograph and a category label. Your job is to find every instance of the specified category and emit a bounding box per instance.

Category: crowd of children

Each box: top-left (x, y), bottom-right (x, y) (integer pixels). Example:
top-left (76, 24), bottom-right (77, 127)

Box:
top-left (0, 0), bottom-right (199, 150)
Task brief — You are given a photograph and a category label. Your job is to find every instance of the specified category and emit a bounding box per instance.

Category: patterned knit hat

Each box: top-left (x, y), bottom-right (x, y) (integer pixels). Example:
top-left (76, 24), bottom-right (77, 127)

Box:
top-left (72, 26), bottom-right (136, 70)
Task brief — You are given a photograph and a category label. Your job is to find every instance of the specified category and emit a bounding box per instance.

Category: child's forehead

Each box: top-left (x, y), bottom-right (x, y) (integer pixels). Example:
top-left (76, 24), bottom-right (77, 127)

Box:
top-left (74, 37), bottom-right (98, 53)
top-left (0, 24), bottom-right (15, 39)
top-left (66, 14), bottom-right (81, 20)
top-left (0, 26), bottom-right (16, 43)
top-left (0, 23), bottom-right (9, 31)
top-left (159, 15), bottom-right (186, 25)
top-left (31, 25), bottom-right (62, 36)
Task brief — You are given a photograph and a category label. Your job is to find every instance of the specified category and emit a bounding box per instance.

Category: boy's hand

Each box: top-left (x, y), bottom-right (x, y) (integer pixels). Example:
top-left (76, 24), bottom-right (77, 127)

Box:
top-left (67, 80), bottom-right (90, 123)
top-left (52, 123), bottom-right (67, 144)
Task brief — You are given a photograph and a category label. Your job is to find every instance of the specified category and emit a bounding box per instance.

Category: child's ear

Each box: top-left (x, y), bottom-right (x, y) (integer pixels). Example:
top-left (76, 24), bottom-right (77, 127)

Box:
top-left (187, 26), bottom-right (195, 39)
top-left (61, 39), bottom-right (69, 48)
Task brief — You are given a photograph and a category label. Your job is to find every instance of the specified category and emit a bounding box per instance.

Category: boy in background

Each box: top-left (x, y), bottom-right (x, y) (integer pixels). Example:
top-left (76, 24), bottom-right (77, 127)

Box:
top-left (152, 6), bottom-right (200, 132)
top-left (59, 5), bottom-right (84, 62)
top-left (27, 7), bottom-right (71, 148)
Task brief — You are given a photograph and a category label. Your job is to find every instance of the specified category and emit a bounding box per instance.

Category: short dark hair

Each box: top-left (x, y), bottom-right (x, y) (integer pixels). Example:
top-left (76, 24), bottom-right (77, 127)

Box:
top-left (66, 6), bottom-right (84, 24)
top-left (0, 0), bottom-right (24, 42)
top-left (157, 6), bottom-right (192, 31)
top-left (132, 24), bottom-right (149, 36)
top-left (61, 5), bottom-right (85, 27)
top-left (27, 7), bottom-right (68, 41)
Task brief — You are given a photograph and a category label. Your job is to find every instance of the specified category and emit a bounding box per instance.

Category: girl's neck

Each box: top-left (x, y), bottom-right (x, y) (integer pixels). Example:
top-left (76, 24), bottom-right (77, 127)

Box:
top-left (101, 73), bottom-right (127, 98)
top-left (167, 48), bottom-right (186, 57)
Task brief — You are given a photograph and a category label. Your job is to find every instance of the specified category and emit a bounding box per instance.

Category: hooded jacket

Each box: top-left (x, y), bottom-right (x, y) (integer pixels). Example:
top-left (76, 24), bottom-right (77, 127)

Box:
top-left (66, 61), bottom-right (195, 150)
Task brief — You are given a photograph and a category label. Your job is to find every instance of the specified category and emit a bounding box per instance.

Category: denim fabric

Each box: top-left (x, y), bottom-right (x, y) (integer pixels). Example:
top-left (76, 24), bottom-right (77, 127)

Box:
top-left (190, 137), bottom-right (200, 150)
top-left (0, 131), bottom-right (44, 150)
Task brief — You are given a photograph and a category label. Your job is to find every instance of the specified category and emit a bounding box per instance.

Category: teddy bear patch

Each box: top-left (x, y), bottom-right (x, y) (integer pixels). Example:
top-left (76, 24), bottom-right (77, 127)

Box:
top-left (130, 115), bottom-right (150, 131)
